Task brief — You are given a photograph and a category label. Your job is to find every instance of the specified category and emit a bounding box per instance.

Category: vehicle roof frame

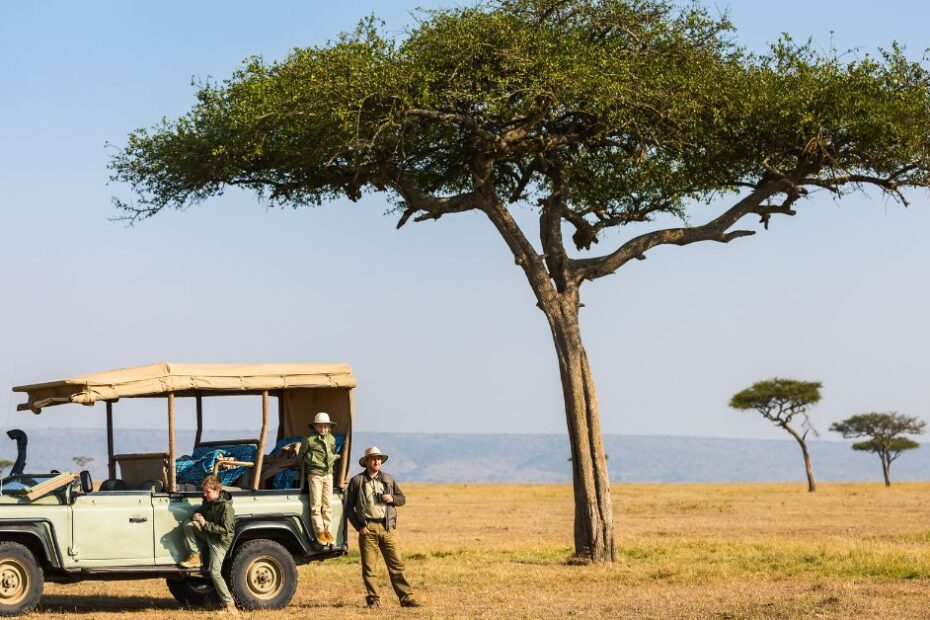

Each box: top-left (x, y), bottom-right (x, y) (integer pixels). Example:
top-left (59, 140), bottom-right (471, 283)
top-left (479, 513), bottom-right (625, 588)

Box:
top-left (13, 363), bottom-right (356, 492)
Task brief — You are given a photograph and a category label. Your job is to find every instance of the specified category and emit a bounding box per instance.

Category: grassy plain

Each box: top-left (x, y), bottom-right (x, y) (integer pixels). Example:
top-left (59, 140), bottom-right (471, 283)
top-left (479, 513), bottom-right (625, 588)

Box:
top-left (33, 482), bottom-right (930, 619)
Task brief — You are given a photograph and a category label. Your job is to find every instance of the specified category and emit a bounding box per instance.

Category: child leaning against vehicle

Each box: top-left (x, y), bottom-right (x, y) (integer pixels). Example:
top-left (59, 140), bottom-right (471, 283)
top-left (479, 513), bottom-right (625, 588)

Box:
top-left (298, 411), bottom-right (341, 543)
top-left (179, 474), bottom-right (238, 615)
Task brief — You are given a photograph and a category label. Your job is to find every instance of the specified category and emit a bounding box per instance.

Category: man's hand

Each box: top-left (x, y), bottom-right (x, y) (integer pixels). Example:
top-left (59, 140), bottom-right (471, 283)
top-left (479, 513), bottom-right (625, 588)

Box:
top-left (359, 527), bottom-right (370, 537)
top-left (382, 493), bottom-right (393, 504)
top-left (282, 442), bottom-right (300, 455)
top-left (193, 512), bottom-right (206, 526)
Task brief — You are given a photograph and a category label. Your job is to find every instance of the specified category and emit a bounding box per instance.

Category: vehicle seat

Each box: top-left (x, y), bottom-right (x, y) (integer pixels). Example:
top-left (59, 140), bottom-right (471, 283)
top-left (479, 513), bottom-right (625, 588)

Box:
top-left (113, 452), bottom-right (169, 489)
top-left (99, 478), bottom-right (127, 491)
top-left (139, 479), bottom-right (164, 493)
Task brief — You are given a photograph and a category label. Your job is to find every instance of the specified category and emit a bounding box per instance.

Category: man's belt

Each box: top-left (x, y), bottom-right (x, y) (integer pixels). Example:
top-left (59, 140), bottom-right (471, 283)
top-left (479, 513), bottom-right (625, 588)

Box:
top-left (366, 518), bottom-right (386, 524)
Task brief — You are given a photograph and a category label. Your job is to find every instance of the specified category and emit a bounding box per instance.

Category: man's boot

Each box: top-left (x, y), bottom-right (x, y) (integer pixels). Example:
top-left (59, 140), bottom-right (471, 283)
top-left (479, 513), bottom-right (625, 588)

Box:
top-left (178, 552), bottom-right (202, 568)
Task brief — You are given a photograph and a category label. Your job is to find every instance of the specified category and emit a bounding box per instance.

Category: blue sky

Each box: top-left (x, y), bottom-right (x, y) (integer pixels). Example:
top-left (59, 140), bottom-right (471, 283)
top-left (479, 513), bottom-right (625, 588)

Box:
top-left (1, 1), bottom-right (928, 440)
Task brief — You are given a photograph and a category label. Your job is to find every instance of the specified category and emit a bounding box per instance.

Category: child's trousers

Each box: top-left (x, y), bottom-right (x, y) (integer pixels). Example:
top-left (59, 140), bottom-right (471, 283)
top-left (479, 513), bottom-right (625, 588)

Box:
top-left (309, 472), bottom-right (333, 536)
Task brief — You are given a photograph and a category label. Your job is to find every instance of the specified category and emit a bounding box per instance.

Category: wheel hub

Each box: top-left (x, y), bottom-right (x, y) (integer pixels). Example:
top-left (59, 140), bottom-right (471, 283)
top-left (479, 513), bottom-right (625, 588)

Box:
top-left (246, 559), bottom-right (282, 598)
top-left (1, 570), bottom-right (20, 591)
top-left (0, 561), bottom-right (27, 604)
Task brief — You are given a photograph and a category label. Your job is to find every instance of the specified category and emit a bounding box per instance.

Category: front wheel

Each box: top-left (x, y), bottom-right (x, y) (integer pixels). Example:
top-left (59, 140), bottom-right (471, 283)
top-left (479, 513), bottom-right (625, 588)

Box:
top-left (165, 576), bottom-right (220, 607)
top-left (228, 540), bottom-right (297, 610)
top-left (0, 542), bottom-right (43, 616)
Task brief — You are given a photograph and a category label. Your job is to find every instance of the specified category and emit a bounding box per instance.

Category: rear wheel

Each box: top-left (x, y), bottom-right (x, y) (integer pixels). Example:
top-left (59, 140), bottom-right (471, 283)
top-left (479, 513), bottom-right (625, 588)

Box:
top-left (228, 540), bottom-right (297, 610)
top-left (165, 576), bottom-right (220, 607)
top-left (0, 542), bottom-right (43, 616)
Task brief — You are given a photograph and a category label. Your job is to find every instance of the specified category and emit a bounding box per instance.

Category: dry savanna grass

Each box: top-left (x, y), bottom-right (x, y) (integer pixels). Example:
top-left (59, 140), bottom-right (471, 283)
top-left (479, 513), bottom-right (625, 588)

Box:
top-left (31, 482), bottom-right (930, 619)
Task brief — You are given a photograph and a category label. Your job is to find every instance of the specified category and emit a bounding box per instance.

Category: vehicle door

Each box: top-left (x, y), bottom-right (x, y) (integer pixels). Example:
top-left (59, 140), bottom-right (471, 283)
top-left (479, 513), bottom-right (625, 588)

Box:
top-left (70, 490), bottom-right (155, 566)
top-left (152, 492), bottom-right (200, 565)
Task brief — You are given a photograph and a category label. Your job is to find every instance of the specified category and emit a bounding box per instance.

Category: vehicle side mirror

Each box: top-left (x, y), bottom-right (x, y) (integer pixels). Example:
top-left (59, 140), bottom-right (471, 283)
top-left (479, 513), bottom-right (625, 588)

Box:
top-left (79, 470), bottom-right (93, 493)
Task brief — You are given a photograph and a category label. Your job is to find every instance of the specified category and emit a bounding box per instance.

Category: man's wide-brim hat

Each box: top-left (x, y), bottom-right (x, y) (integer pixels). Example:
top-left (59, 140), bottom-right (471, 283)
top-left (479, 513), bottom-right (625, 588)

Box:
top-left (308, 411), bottom-right (336, 427)
top-left (358, 445), bottom-right (389, 468)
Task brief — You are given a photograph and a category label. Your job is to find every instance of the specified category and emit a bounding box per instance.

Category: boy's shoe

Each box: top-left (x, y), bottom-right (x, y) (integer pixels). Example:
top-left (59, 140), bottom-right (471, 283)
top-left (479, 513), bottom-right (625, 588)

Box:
top-left (366, 599), bottom-right (380, 608)
top-left (400, 598), bottom-right (423, 607)
top-left (222, 604), bottom-right (241, 616)
top-left (178, 553), bottom-right (202, 568)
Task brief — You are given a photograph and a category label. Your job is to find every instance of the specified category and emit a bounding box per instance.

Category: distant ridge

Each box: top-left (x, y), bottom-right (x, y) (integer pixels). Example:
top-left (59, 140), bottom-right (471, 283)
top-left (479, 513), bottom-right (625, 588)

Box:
top-left (1, 429), bottom-right (927, 484)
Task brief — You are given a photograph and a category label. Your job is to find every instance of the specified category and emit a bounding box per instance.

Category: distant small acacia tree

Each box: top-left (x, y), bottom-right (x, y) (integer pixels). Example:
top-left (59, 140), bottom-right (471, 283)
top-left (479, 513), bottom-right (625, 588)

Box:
top-left (830, 413), bottom-right (925, 487)
top-left (0, 459), bottom-right (13, 475)
top-left (72, 456), bottom-right (94, 469)
top-left (730, 378), bottom-right (821, 492)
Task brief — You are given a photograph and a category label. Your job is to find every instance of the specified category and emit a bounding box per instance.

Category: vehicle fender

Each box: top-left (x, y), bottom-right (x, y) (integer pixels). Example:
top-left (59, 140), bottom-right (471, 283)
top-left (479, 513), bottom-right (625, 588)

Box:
top-left (0, 519), bottom-right (62, 568)
top-left (231, 515), bottom-right (311, 557)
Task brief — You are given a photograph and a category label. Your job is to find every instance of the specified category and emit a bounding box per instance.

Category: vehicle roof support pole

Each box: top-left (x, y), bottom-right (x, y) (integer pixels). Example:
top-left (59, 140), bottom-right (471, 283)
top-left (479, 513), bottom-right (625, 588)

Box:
top-left (167, 393), bottom-right (177, 492)
top-left (194, 395), bottom-right (203, 448)
top-left (252, 390), bottom-right (269, 491)
top-left (106, 400), bottom-right (116, 479)
top-left (339, 388), bottom-right (354, 488)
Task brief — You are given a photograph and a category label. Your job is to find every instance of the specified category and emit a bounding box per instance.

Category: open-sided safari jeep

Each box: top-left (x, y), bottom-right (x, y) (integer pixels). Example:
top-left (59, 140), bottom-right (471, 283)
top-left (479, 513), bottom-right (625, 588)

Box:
top-left (0, 363), bottom-right (356, 615)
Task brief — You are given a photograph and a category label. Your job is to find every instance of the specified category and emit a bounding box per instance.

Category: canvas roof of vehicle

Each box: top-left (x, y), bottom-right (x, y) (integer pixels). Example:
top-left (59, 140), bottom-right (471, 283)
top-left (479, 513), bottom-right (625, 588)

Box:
top-left (13, 362), bottom-right (356, 412)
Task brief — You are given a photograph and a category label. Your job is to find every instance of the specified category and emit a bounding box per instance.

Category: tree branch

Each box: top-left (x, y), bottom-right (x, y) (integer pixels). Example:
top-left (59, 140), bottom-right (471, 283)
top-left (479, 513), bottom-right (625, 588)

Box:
top-left (404, 109), bottom-right (509, 153)
top-left (507, 158), bottom-right (541, 203)
top-left (564, 197), bottom-right (682, 251)
top-left (391, 172), bottom-right (482, 228)
top-left (572, 177), bottom-right (794, 282)
top-left (539, 168), bottom-right (570, 292)
top-left (483, 197), bottom-right (557, 306)
top-left (800, 170), bottom-right (918, 206)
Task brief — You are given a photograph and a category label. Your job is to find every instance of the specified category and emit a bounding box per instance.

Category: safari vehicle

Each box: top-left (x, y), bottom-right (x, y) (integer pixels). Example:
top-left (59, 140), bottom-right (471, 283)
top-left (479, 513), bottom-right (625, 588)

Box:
top-left (0, 363), bottom-right (356, 616)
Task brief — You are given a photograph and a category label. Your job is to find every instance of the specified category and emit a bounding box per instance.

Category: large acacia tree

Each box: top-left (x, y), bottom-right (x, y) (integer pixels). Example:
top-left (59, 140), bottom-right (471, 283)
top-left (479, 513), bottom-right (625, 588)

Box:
top-left (110, 0), bottom-right (930, 561)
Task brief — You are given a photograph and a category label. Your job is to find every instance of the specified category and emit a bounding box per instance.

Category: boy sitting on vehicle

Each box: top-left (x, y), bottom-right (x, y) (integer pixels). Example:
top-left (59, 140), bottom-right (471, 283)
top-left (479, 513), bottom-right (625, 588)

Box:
top-left (298, 411), bottom-right (340, 543)
top-left (179, 474), bottom-right (238, 614)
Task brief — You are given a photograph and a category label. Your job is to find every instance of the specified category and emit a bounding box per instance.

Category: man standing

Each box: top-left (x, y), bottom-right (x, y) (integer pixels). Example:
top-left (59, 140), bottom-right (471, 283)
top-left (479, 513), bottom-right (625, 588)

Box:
top-left (345, 446), bottom-right (421, 609)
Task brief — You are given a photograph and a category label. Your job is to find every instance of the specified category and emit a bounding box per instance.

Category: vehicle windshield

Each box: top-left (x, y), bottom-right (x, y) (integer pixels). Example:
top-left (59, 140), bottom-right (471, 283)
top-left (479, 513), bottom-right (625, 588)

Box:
top-left (1, 473), bottom-right (65, 494)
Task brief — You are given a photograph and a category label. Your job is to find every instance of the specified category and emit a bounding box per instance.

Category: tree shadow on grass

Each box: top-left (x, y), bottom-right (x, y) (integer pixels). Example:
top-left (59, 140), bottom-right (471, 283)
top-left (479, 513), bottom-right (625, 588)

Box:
top-left (39, 594), bottom-right (182, 614)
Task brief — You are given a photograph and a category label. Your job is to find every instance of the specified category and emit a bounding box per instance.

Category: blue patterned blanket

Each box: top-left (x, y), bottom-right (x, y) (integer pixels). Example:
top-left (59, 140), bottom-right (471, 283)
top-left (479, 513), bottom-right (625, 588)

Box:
top-left (176, 443), bottom-right (258, 486)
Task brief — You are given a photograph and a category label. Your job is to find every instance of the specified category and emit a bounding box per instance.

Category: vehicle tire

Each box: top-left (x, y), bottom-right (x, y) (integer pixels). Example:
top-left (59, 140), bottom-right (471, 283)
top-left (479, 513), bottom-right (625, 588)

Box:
top-left (228, 539), bottom-right (297, 610)
top-left (165, 576), bottom-right (220, 607)
top-left (0, 541), bottom-right (43, 616)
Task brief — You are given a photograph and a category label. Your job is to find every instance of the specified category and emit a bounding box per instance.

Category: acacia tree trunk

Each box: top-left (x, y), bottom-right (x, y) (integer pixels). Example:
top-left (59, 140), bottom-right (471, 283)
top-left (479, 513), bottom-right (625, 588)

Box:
top-left (880, 453), bottom-right (892, 487)
top-left (478, 196), bottom-right (615, 561)
top-left (799, 440), bottom-right (816, 493)
top-left (784, 427), bottom-right (816, 492)
top-left (541, 290), bottom-right (616, 562)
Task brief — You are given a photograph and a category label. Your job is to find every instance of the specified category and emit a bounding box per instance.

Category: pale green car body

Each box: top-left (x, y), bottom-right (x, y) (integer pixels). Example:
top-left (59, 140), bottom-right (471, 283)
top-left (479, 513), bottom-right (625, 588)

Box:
top-left (0, 471), bottom-right (346, 615)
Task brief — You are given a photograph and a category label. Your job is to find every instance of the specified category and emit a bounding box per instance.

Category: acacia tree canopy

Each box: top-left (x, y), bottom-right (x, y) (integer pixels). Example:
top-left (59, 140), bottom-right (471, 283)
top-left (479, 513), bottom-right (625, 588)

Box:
top-left (729, 378), bottom-right (822, 430)
top-left (851, 437), bottom-right (919, 455)
top-left (111, 0), bottom-right (930, 256)
top-left (830, 412), bottom-right (925, 460)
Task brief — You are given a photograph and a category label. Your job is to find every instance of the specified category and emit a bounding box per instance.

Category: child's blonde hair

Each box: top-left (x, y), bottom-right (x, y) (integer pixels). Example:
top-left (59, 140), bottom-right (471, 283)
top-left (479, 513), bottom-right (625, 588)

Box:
top-left (201, 474), bottom-right (223, 492)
